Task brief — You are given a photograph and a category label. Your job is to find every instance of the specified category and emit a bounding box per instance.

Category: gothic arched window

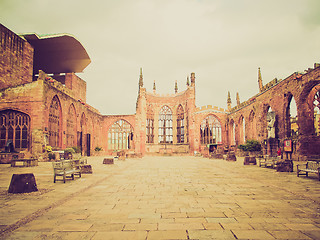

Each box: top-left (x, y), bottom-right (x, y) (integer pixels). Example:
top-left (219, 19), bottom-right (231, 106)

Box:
top-left (108, 120), bottom-right (133, 150)
top-left (146, 105), bottom-right (154, 143)
top-left (49, 95), bottom-right (62, 147)
top-left (239, 116), bottom-right (245, 144)
top-left (200, 115), bottom-right (222, 145)
top-left (229, 119), bottom-right (235, 145)
top-left (314, 90), bottom-right (320, 136)
top-left (248, 110), bottom-right (257, 140)
top-left (286, 94), bottom-right (298, 138)
top-left (0, 110), bottom-right (30, 151)
top-left (158, 106), bottom-right (173, 144)
top-left (177, 105), bottom-right (184, 143)
top-left (66, 104), bottom-right (76, 147)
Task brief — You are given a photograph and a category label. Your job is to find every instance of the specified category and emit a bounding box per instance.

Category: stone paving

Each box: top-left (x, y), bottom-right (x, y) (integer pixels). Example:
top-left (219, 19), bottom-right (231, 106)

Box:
top-left (0, 156), bottom-right (320, 239)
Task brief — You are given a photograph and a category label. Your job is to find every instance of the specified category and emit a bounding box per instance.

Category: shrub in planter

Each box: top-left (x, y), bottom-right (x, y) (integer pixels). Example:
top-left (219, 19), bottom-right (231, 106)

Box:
top-left (64, 148), bottom-right (75, 154)
top-left (238, 140), bottom-right (261, 152)
top-left (71, 146), bottom-right (81, 153)
top-left (44, 145), bottom-right (52, 153)
top-left (64, 148), bottom-right (75, 159)
top-left (48, 152), bottom-right (56, 161)
top-left (95, 146), bottom-right (103, 152)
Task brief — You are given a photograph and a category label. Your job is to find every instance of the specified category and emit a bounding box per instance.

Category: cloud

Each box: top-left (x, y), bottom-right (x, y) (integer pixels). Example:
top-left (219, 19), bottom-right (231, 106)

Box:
top-left (1, 0), bottom-right (320, 115)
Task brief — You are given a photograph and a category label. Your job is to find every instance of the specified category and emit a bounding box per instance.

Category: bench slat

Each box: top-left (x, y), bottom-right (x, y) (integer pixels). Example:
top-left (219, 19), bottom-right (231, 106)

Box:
top-left (297, 161), bottom-right (320, 181)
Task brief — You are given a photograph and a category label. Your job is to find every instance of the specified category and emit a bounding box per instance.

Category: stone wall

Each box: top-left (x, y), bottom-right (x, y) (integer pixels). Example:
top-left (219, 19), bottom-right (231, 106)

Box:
top-left (228, 64), bottom-right (320, 160)
top-left (0, 24), bottom-right (33, 90)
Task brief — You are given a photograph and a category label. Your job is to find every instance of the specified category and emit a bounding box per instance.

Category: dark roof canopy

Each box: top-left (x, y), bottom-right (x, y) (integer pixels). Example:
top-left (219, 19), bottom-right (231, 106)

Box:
top-left (21, 33), bottom-right (91, 74)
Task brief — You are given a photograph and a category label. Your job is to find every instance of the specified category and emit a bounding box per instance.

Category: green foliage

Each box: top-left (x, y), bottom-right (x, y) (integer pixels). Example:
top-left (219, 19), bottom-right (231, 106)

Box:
top-left (44, 145), bottom-right (52, 152)
top-left (64, 147), bottom-right (75, 153)
top-left (238, 140), bottom-right (261, 152)
top-left (94, 146), bottom-right (103, 152)
top-left (71, 146), bottom-right (81, 153)
top-left (48, 152), bottom-right (56, 160)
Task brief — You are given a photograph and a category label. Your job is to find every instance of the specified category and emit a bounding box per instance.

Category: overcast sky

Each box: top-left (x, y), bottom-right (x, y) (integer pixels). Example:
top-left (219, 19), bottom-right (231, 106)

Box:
top-left (1, 0), bottom-right (320, 115)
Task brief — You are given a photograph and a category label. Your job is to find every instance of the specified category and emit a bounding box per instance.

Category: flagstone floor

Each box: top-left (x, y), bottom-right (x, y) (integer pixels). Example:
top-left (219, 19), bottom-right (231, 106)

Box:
top-left (0, 156), bottom-right (319, 239)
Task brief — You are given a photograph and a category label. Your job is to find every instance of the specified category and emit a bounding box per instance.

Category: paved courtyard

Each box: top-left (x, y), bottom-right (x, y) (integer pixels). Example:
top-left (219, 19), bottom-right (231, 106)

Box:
top-left (0, 156), bottom-right (319, 239)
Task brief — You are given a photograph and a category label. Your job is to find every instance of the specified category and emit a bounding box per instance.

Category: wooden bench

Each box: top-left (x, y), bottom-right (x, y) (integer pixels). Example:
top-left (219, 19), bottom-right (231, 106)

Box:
top-left (52, 160), bottom-right (81, 183)
top-left (11, 158), bottom-right (38, 167)
top-left (258, 156), bottom-right (280, 168)
top-left (297, 161), bottom-right (320, 181)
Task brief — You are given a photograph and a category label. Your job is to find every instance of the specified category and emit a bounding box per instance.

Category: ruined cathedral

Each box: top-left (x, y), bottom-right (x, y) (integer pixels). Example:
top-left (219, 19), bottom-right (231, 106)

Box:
top-left (1, 23), bottom-right (320, 162)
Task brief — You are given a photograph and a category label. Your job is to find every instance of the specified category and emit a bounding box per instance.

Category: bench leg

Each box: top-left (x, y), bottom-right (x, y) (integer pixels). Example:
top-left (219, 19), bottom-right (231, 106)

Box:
top-left (63, 173), bottom-right (66, 183)
top-left (54, 174), bottom-right (56, 183)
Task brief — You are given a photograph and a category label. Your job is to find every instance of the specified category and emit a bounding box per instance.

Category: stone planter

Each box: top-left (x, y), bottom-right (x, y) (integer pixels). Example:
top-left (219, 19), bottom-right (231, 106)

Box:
top-left (244, 156), bottom-right (257, 165)
top-left (226, 152), bottom-right (237, 161)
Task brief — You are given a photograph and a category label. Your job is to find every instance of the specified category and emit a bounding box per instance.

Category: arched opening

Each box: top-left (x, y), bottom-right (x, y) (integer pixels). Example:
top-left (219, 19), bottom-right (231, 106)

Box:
top-left (0, 110), bottom-right (30, 151)
top-left (266, 106), bottom-right (276, 139)
top-left (177, 105), bottom-right (184, 143)
top-left (66, 104), bottom-right (77, 147)
top-left (48, 95), bottom-right (62, 148)
top-left (200, 115), bottom-right (222, 145)
top-left (313, 90), bottom-right (320, 136)
top-left (239, 116), bottom-right (245, 144)
top-left (146, 105), bottom-right (154, 143)
top-left (158, 106), bottom-right (173, 144)
top-left (285, 94), bottom-right (298, 138)
top-left (248, 110), bottom-right (257, 140)
top-left (108, 119), bottom-right (134, 150)
top-left (229, 119), bottom-right (236, 146)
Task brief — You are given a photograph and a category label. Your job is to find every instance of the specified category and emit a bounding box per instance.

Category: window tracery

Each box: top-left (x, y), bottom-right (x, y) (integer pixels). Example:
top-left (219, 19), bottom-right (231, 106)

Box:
top-left (200, 115), bottom-right (222, 145)
top-left (158, 106), bottom-right (173, 144)
top-left (314, 90), bottom-right (320, 136)
top-left (108, 120), bottom-right (133, 150)
top-left (49, 95), bottom-right (61, 147)
top-left (146, 105), bottom-right (154, 143)
top-left (0, 110), bottom-right (30, 150)
top-left (177, 105), bottom-right (184, 143)
top-left (66, 104), bottom-right (76, 147)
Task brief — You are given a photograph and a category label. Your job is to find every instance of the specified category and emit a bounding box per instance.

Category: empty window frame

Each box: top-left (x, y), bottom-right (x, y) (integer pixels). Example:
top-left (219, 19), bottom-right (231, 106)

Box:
top-left (177, 105), bottom-right (184, 143)
top-left (200, 115), bottom-right (222, 144)
top-left (158, 106), bottom-right (173, 144)
top-left (108, 120), bottom-right (133, 150)
top-left (314, 90), bottom-right (320, 136)
top-left (49, 95), bottom-right (61, 147)
top-left (66, 104), bottom-right (76, 147)
top-left (146, 106), bottom-right (154, 143)
top-left (0, 110), bottom-right (30, 150)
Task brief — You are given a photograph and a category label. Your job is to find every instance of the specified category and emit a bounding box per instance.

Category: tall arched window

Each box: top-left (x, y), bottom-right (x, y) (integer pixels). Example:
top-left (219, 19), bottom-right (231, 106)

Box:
top-left (314, 90), bottom-right (320, 136)
top-left (49, 95), bottom-right (61, 147)
top-left (248, 110), bottom-right (257, 140)
top-left (158, 106), bottom-right (173, 144)
top-left (229, 119), bottom-right (235, 145)
top-left (146, 105), bottom-right (154, 143)
top-left (66, 104), bottom-right (76, 147)
top-left (286, 94), bottom-right (298, 138)
top-left (200, 115), bottom-right (222, 145)
top-left (266, 107), bottom-right (276, 139)
top-left (239, 116), bottom-right (245, 144)
top-left (108, 120), bottom-right (133, 150)
top-left (177, 105), bottom-right (184, 143)
top-left (0, 110), bottom-right (30, 151)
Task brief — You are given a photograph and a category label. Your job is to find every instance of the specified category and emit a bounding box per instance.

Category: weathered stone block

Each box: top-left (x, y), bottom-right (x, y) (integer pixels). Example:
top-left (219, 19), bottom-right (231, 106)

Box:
top-left (276, 160), bottom-right (293, 172)
top-left (8, 173), bottom-right (38, 193)
top-left (226, 152), bottom-right (237, 161)
top-left (103, 158), bottom-right (114, 164)
top-left (243, 156), bottom-right (256, 165)
top-left (80, 165), bottom-right (93, 174)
